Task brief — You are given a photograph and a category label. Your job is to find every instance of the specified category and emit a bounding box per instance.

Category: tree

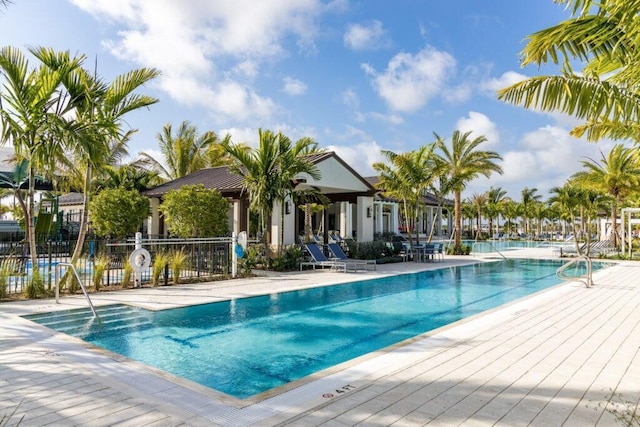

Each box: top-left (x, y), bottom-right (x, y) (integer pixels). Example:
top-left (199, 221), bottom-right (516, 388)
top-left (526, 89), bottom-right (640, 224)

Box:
top-left (0, 47), bottom-right (83, 270)
top-left (90, 189), bottom-right (150, 239)
top-left (571, 144), bottom-right (640, 246)
top-left (94, 163), bottom-right (163, 192)
top-left (469, 192), bottom-right (488, 240)
top-left (38, 51), bottom-right (160, 268)
top-left (434, 130), bottom-right (503, 254)
top-left (498, 0), bottom-right (640, 142)
top-left (223, 129), bottom-right (321, 258)
top-left (159, 184), bottom-right (229, 238)
top-left (373, 144), bottom-right (439, 246)
top-left (520, 187), bottom-right (541, 236)
top-left (485, 186), bottom-right (508, 237)
top-left (138, 121), bottom-right (231, 180)
top-left (501, 200), bottom-right (521, 237)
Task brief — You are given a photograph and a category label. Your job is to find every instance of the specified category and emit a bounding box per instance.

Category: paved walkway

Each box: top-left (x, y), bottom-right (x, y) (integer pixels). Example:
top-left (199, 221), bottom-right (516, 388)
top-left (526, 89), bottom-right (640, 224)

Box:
top-left (1, 250), bottom-right (638, 426)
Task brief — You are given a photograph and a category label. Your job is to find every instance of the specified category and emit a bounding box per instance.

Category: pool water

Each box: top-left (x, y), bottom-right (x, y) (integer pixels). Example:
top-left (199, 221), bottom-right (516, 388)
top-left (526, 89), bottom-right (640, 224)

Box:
top-left (24, 259), bottom-right (608, 399)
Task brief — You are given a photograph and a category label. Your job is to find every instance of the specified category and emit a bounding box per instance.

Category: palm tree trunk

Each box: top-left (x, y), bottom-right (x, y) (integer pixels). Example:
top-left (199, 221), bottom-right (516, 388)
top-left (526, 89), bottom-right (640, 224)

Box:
top-left (27, 167), bottom-right (37, 269)
top-left (304, 203), bottom-right (311, 242)
top-left (454, 191), bottom-right (462, 252)
top-left (70, 164), bottom-right (92, 265)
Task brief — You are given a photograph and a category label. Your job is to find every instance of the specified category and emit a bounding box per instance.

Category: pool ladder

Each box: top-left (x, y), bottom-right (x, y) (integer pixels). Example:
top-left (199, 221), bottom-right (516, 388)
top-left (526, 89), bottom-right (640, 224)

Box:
top-left (556, 255), bottom-right (593, 288)
top-left (55, 262), bottom-right (99, 319)
top-left (470, 242), bottom-right (507, 260)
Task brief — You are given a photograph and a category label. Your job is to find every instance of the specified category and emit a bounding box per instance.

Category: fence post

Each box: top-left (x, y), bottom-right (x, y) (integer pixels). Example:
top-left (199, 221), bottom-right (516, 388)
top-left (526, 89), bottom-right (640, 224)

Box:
top-left (232, 232), bottom-right (237, 278)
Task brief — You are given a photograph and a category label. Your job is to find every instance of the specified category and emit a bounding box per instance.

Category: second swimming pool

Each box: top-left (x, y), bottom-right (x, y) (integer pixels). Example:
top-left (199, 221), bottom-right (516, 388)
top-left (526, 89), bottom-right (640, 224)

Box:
top-left (25, 258), bottom-right (606, 399)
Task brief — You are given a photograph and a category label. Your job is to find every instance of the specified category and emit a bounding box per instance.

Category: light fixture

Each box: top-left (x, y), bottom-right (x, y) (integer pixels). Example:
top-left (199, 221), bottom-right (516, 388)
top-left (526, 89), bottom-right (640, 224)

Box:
top-left (366, 206), bottom-right (372, 218)
top-left (285, 201), bottom-right (291, 215)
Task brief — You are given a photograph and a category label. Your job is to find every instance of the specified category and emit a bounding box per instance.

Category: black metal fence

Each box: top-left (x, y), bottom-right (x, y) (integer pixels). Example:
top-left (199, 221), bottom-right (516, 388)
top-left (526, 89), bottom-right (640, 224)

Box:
top-left (0, 237), bottom-right (231, 297)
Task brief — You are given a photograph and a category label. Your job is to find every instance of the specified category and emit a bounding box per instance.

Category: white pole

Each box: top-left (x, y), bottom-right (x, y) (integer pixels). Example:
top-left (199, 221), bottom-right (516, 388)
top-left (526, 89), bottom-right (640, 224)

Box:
top-left (134, 231), bottom-right (142, 288)
top-left (231, 231), bottom-right (238, 278)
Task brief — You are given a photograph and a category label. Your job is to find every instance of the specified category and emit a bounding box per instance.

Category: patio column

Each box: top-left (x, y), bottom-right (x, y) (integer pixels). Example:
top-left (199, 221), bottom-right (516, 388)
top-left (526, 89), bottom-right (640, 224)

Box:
top-left (339, 201), bottom-right (351, 238)
top-left (375, 202), bottom-right (383, 236)
top-left (391, 203), bottom-right (399, 234)
top-left (148, 197), bottom-right (160, 238)
top-left (356, 196), bottom-right (374, 242)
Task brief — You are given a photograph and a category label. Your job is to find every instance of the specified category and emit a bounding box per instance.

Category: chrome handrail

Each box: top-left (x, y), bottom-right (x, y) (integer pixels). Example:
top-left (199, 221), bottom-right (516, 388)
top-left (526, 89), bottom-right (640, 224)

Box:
top-left (471, 242), bottom-right (507, 260)
top-left (55, 262), bottom-right (99, 319)
top-left (556, 255), bottom-right (593, 288)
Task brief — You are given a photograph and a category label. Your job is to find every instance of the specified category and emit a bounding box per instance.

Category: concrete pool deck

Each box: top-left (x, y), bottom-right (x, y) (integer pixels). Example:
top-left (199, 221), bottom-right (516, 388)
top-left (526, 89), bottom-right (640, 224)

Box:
top-left (1, 249), bottom-right (638, 426)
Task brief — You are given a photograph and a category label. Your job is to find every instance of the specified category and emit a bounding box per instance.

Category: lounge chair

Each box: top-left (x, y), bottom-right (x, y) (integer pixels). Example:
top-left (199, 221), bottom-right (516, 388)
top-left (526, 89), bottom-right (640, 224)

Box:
top-left (327, 243), bottom-right (376, 271)
top-left (589, 240), bottom-right (617, 256)
top-left (300, 243), bottom-right (353, 272)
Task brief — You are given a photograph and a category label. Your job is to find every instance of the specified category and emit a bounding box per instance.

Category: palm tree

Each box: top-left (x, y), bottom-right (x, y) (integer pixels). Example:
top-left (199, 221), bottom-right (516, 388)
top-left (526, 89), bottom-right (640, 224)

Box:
top-left (37, 50), bottom-right (160, 266)
top-left (434, 130), bottom-right (503, 254)
top-left (549, 183), bottom-right (590, 254)
top-left (373, 144), bottom-right (439, 246)
top-left (223, 129), bottom-right (321, 258)
top-left (571, 144), bottom-right (640, 246)
top-left (498, 1), bottom-right (640, 142)
top-left (0, 47), bottom-right (83, 270)
top-left (469, 192), bottom-right (488, 240)
top-left (501, 200), bottom-right (521, 238)
top-left (95, 163), bottom-right (163, 192)
top-left (520, 187), bottom-right (541, 237)
top-left (485, 186), bottom-right (508, 237)
top-left (138, 121), bottom-right (231, 180)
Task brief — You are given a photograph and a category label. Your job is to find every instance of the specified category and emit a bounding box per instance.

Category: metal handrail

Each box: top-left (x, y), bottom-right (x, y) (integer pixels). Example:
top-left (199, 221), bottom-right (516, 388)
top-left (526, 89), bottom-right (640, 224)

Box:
top-left (471, 241), bottom-right (507, 260)
top-left (556, 255), bottom-right (593, 288)
top-left (55, 262), bottom-right (99, 319)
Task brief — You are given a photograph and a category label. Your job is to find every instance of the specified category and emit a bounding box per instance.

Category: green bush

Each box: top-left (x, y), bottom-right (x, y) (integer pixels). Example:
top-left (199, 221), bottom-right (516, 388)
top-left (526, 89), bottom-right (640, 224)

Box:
top-left (271, 245), bottom-right (304, 271)
top-left (239, 244), bottom-right (264, 274)
top-left (151, 252), bottom-right (169, 286)
top-left (92, 255), bottom-right (110, 291)
top-left (169, 250), bottom-right (188, 284)
top-left (90, 189), bottom-right (150, 239)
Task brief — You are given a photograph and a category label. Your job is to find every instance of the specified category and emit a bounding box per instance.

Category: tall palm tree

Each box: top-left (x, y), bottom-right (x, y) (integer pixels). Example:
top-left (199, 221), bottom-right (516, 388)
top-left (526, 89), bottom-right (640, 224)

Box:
top-left (434, 130), bottom-right (503, 254)
top-left (373, 144), bottom-right (439, 246)
top-left (37, 49), bottom-right (160, 266)
top-left (571, 144), bottom-right (640, 246)
top-left (498, 0), bottom-right (640, 142)
top-left (0, 47), bottom-right (83, 270)
top-left (139, 121), bottom-right (231, 180)
top-left (501, 200), bottom-right (521, 238)
top-left (549, 183), bottom-right (589, 254)
top-left (95, 163), bottom-right (163, 192)
top-left (520, 187), bottom-right (541, 237)
top-left (485, 186), bottom-right (508, 237)
top-left (223, 129), bottom-right (321, 258)
top-left (469, 192), bottom-right (488, 240)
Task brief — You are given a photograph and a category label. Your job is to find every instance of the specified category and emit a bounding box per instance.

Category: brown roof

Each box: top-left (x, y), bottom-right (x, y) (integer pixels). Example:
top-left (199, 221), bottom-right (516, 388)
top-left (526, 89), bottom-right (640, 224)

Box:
top-left (142, 166), bottom-right (244, 197)
top-left (143, 151), bottom-right (376, 198)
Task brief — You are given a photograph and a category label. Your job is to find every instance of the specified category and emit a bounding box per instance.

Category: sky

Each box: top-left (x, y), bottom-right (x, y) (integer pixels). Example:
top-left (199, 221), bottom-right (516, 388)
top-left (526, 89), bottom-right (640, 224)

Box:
top-left (0, 0), bottom-right (626, 200)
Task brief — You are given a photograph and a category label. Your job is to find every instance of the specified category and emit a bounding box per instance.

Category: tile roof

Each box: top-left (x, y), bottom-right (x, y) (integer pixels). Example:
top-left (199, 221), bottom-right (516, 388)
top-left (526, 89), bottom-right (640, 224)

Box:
top-left (142, 166), bottom-right (244, 197)
top-left (365, 176), bottom-right (454, 207)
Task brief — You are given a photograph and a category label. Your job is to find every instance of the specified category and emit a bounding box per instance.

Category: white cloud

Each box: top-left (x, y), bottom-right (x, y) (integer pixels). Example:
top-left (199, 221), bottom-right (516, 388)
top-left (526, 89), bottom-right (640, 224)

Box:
top-left (480, 71), bottom-right (528, 94)
top-left (326, 140), bottom-right (385, 177)
top-left (344, 20), bottom-right (388, 50)
top-left (70, 0), bottom-right (325, 123)
top-left (455, 111), bottom-right (500, 147)
top-left (341, 89), bottom-right (359, 109)
top-left (369, 112), bottom-right (404, 125)
top-left (362, 45), bottom-right (456, 112)
top-left (283, 77), bottom-right (308, 96)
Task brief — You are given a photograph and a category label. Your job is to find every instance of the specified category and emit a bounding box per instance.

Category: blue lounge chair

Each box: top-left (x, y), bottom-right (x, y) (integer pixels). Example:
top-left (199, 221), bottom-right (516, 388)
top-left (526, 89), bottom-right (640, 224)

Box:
top-left (327, 243), bottom-right (376, 271)
top-left (300, 244), bottom-right (353, 272)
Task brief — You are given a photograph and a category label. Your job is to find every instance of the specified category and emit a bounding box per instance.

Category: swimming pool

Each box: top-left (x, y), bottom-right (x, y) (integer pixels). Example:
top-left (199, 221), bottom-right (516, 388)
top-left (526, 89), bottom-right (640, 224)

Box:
top-left (24, 259), bottom-right (607, 399)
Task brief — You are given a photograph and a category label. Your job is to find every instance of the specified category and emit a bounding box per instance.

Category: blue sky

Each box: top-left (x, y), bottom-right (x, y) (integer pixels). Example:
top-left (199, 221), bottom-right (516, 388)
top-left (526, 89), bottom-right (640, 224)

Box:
top-left (1, 1), bottom-right (621, 199)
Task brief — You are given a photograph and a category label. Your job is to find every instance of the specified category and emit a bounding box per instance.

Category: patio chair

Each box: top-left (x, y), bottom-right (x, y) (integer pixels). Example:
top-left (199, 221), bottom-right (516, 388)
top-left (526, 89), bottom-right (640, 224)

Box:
top-left (434, 242), bottom-right (445, 262)
top-left (327, 243), bottom-right (376, 271)
top-left (300, 243), bottom-right (353, 272)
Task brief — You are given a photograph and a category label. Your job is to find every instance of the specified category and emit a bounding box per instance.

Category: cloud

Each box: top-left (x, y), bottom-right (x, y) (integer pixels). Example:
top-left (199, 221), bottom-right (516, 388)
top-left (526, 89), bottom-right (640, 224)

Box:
top-left (340, 89), bottom-right (359, 109)
top-left (465, 125), bottom-right (621, 199)
top-left (283, 77), bottom-right (308, 96)
top-left (344, 20), bottom-right (388, 50)
top-left (70, 0), bottom-right (325, 123)
top-left (362, 45), bottom-right (456, 112)
top-left (480, 71), bottom-right (528, 94)
top-left (326, 140), bottom-right (385, 177)
top-left (455, 111), bottom-right (500, 147)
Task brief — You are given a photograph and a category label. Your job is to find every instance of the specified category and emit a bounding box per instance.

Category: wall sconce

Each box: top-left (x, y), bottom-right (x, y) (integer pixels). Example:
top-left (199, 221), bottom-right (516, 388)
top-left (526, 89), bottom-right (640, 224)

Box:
top-left (366, 206), bottom-right (372, 218)
top-left (285, 201), bottom-right (291, 215)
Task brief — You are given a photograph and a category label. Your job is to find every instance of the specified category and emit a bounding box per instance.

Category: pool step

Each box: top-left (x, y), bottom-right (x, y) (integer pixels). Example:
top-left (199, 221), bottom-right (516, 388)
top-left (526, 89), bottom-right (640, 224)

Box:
top-left (25, 304), bottom-right (154, 336)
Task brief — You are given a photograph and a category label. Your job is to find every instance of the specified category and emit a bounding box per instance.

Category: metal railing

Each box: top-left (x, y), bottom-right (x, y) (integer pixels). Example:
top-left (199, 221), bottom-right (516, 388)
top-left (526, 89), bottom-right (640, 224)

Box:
top-left (55, 262), bottom-right (99, 318)
top-left (471, 241), bottom-right (507, 260)
top-left (556, 255), bottom-right (593, 288)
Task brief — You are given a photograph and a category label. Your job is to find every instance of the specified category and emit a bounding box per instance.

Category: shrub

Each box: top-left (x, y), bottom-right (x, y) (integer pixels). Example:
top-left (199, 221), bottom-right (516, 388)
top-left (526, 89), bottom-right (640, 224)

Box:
top-left (25, 271), bottom-right (45, 299)
top-left (92, 255), bottom-right (110, 291)
top-left (271, 245), bottom-right (304, 271)
top-left (90, 189), bottom-right (150, 239)
top-left (151, 252), bottom-right (169, 286)
top-left (169, 250), bottom-right (188, 284)
top-left (239, 244), bottom-right (264, 275)
top-left (0, 257), bottom-right (17, 299)
top-left (122, 258), bottom-right (133, 288)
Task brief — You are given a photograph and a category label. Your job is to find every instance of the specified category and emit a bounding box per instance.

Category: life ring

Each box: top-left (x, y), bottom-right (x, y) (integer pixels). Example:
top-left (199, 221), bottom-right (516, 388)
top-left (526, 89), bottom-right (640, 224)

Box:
top-left (129, 248), bottom-right (151, 272)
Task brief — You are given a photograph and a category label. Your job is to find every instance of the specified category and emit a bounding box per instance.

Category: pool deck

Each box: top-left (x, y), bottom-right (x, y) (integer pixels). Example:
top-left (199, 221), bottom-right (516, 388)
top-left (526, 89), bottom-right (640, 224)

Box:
top-left (1, 248), bottom-right (639, 426)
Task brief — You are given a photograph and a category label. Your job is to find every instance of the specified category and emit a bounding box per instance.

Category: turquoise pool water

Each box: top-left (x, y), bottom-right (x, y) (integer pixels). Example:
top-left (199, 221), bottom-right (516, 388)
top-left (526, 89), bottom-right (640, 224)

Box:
top-left (24, 259), bottom-right (607, 399)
